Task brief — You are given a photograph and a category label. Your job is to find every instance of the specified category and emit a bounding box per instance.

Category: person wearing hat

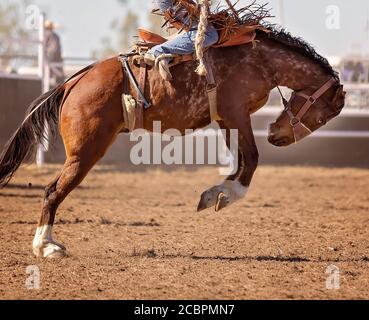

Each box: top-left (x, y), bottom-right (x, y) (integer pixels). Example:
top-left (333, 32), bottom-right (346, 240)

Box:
top-left (144, 0), bottom-right (219, 81)
top-left (44, 20), bottom-right (65, 85)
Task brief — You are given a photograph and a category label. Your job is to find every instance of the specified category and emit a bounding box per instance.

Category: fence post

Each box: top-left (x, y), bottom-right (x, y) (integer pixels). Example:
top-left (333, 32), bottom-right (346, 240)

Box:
top-left (279, 0), bottom-right (285, 25)
top-left (36, 12), bottom-right (46, 168)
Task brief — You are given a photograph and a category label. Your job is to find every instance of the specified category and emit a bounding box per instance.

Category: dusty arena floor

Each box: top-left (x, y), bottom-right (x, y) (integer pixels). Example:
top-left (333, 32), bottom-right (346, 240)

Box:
top-left (0, 164), bottom-right (368, 300)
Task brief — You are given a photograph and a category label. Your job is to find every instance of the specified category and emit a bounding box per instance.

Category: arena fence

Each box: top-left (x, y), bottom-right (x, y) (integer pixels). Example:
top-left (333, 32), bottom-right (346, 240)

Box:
top-left (0, 13), bottom-right (368, 168)
top-left (1, 13), bottom-right (96, 168)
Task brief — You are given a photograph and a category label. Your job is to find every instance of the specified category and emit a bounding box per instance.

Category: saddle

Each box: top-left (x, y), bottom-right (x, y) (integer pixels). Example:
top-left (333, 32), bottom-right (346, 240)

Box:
top-left (138, 23), bottom-right (269, 49)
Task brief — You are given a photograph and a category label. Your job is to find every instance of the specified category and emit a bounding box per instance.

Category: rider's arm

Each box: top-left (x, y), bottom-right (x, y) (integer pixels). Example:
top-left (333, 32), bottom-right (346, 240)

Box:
top-left (154, 0), bottom-right (200, 30)
top-left (155, 0), bottom-right (173, 12)
top-left (155, 0), bottom-right (199, 15)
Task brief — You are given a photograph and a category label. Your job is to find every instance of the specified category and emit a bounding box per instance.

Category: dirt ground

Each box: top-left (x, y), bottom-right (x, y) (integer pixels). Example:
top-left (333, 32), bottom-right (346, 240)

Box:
top-left (0, 164), bottom-right (368, 300)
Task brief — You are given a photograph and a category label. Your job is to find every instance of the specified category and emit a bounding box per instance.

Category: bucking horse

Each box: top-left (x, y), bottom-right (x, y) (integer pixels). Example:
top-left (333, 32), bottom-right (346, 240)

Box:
top-left (0, 21), bottom-right (345, 258)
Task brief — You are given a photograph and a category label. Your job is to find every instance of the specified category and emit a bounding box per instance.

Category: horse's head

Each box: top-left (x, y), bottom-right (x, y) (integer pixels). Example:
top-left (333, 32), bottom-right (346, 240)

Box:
top-left (268, 78), bottom-right (346, 147)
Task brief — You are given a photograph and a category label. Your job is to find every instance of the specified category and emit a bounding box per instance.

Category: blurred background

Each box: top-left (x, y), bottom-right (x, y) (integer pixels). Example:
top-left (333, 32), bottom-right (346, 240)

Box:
top-left (1, 0), bottom-right (369, 167)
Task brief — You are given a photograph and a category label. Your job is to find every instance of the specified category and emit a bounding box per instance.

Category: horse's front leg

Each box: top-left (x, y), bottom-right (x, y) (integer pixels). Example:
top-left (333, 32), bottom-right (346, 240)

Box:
top-left (197, 111), bottom-right (259, 212)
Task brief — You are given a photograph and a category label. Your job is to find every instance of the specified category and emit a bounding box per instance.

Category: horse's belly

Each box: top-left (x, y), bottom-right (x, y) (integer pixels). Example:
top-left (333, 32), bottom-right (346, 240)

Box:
top-left (144, 92), bottom-right (210, 133)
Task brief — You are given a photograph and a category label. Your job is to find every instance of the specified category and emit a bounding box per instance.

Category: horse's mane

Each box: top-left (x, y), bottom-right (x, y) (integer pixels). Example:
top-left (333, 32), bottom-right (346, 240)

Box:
top-left (256, 26), bottom-right (339, 81)
top-left (210, 1), bottom-right (339, 81)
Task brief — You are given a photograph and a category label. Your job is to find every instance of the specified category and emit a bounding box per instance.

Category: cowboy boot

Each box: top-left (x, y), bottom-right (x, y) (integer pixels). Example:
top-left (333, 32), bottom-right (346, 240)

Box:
top-left (144, 53), bottom-right (156, 66)
top-left (158, 58), bottom-right (173, 81)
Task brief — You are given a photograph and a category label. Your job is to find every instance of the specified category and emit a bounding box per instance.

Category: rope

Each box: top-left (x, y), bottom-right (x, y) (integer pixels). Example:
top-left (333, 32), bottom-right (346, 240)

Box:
top-left (195, 0), bottom-right (211, 76)
top-left (154, 53), bottom-right (177, 69)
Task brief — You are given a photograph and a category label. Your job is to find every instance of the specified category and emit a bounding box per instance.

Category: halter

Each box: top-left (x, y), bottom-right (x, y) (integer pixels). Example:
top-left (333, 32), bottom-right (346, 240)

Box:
top-left (277, 77), bottom-right (337, 142)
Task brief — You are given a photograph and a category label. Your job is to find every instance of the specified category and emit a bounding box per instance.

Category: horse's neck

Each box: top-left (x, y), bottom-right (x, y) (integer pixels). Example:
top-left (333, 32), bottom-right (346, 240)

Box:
top-left (262, 40), bottom-right (329, 91)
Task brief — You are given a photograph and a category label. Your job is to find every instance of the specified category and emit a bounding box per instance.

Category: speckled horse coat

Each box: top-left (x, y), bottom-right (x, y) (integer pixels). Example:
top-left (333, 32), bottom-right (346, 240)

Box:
top-left (0, 29), bottom-right (345, 258)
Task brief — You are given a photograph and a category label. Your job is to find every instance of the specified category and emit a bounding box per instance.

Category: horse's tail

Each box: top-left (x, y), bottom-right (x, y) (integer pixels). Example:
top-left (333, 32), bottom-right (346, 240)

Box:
top-left (0, 85), bottom-right (65, 187)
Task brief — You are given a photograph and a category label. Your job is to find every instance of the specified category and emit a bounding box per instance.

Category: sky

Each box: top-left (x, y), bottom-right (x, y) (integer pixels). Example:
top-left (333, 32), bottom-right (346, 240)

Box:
top-left (6, 0), bottom-right (369, 58)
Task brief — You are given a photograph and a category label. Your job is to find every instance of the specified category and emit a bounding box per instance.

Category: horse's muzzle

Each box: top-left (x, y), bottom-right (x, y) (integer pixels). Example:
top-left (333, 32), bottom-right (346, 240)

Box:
top-left (267, 123), bottom-right (293, 147)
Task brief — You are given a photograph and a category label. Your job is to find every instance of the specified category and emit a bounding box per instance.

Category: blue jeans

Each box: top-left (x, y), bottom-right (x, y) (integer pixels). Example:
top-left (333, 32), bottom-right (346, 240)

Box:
top-left (148, 25), bottom-right (219, 57)
top-left (150, 0), bottom-right (219, 57)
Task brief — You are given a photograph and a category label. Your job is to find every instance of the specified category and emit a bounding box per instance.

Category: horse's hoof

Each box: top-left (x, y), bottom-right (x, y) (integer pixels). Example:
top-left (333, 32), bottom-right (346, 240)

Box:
top-left (197, 187), bottom-right (219, 212)
top-left (44, 244), bottom-right (67, 259)
top-left (197, 181), bottom-right (248, 212)
top-left (197, 194), bottom-right (210, 212)
top-left (33, 242), bottom-right (67, 259)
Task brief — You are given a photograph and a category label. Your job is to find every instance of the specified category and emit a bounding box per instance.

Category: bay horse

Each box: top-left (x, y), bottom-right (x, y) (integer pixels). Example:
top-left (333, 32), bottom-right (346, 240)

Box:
top-left (0, 28), bottom-right (346, 258)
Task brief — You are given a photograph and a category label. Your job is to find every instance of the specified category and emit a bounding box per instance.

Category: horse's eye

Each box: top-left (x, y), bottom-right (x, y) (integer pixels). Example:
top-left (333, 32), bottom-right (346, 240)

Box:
top-left (318, 118), bottom-right (325, 125)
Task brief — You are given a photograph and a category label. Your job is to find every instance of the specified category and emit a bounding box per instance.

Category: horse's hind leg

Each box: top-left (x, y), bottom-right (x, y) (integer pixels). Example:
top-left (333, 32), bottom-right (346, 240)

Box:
top-left (32, 156), bottom-right (96, 258)
top-left (33, 125), bottom-right (121, 258)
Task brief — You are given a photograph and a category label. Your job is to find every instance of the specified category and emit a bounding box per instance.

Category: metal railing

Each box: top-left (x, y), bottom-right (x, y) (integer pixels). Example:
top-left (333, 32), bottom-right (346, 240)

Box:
top-left (0, 13), bottom-right (96, 167)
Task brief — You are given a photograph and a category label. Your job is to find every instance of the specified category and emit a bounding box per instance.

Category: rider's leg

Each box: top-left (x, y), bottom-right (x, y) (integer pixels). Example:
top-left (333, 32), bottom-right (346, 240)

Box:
top-left (145, 25), bottom-right (219, 80)
top-left (148, 25), bottom-right (218, 57)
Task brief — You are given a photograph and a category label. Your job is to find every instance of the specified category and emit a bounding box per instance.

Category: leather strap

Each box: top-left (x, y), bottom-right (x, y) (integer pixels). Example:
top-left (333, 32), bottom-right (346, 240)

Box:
top-left (135, 62), bottom-right (147, 130)
top-left (120, 56), bottom-right (150, 108)
top-left (204, 54), bottom-right (221, 122)
top-left (121, 58), bottom-right (131, 131)
top-left (277, 77), bottom-right (338, 143)
top-left (294, 77), bottom-right (336, 121)
top-left (292, 121), bottom-right (312, 142)
top-left (118, 54), bottom-right (151, 132)
top-left (284, 77), bottom-right (337, 142)
top-left (122, 62), bottom-right (129, 93)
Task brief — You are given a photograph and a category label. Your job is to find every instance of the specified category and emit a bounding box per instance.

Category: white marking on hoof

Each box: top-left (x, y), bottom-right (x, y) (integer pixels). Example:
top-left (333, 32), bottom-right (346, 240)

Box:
top-left (33, 225), bottom-right (66, 258)
top-left (198, 180), bottom-right (248, 212)
top-left (221, 180), bottom-right (248, 201)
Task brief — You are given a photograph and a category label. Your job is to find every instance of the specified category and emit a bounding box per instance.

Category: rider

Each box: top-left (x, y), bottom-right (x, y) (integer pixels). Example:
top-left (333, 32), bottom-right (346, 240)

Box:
top-left (144, 0), bottom-right (219, 81)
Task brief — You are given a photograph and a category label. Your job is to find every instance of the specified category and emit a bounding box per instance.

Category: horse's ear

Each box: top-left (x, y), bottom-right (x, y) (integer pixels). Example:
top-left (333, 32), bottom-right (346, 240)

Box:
top-left (331, 85), bottom-right (346, 110)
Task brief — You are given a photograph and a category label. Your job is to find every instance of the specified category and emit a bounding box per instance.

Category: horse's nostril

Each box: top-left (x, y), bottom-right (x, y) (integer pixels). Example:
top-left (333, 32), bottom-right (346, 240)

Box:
top-left (267, 135), bottom-right (274, 144)
top-left (268, 123), bottom-right (279, 135)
